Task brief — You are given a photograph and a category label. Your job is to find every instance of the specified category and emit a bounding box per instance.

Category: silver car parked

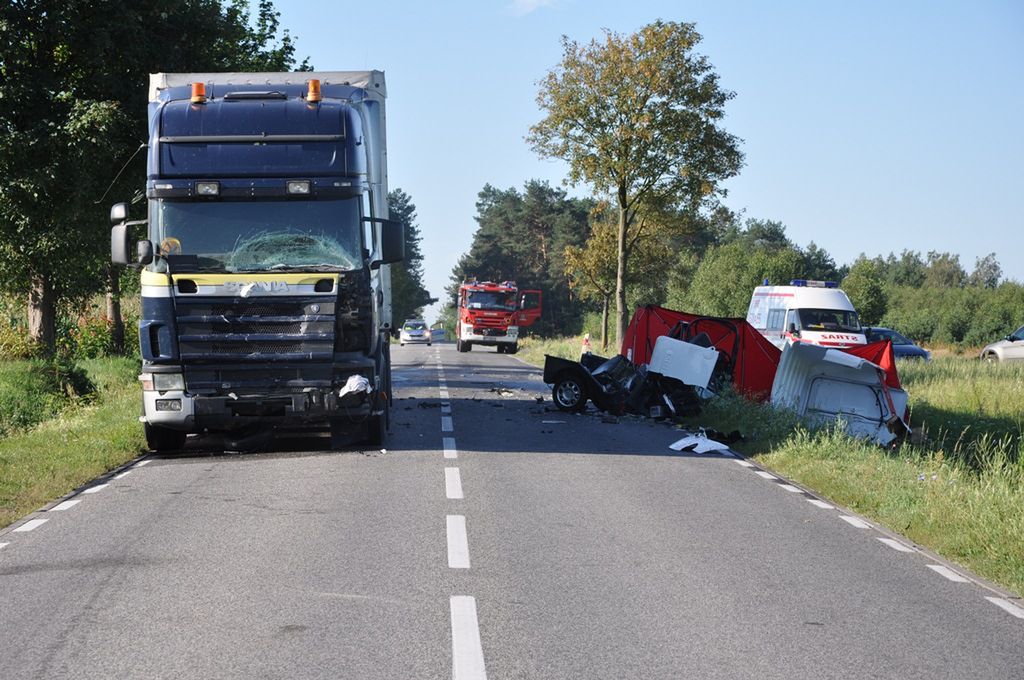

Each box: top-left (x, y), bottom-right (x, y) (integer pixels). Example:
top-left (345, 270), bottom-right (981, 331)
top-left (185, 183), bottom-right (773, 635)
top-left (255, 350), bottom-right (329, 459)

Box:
top-left (980, 325), bottom-right (1024, 362)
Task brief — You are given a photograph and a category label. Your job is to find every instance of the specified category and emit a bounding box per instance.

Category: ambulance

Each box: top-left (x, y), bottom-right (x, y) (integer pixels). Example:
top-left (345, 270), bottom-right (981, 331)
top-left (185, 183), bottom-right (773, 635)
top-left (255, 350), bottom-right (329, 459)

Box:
top-left (746, 280), bottom-right (867, 349)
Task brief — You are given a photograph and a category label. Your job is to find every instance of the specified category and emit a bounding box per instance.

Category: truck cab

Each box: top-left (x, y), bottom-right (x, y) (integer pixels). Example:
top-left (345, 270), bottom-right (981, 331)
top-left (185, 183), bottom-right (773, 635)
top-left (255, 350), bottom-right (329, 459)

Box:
top-left (111, 72), bottom-right (402, 450)
top-left (455, 279), bottom-right (541, 354)
top-left (746, 280), bottom-right (867, 350)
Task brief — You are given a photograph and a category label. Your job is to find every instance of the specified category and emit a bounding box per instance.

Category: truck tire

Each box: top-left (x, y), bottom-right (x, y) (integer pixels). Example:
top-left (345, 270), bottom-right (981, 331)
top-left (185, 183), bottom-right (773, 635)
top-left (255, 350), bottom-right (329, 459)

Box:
top-left (144, 423), bottom-right (186, 452)
top-left (552, 373), bottom-right (588, 413)
top-left (458, 339), bottom-right (471, 352)
top-left (366, 414), bottom-right (386, 445)
top-left (508, 342), bottom-right (518, 354)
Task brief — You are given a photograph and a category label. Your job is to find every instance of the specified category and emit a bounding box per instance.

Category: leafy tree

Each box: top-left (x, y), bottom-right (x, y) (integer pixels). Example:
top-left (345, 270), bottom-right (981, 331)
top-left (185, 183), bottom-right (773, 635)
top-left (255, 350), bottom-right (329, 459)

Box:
top-left (841, 256), bottom-right (888, 325)
top-left (529, 21), bottom-right (743, 346)
top-left (968, 252), bottom-right (1001, 289)
top-left (924, 251), bottom-right (966, 289)
top-left (388, 189), bottom-right (436, 324)
top-left (882, 249), bottom-right (927, 288)
top-left (801, 242), bottom-right (840, 282)
top-left (0, 0), bottom-right (307, 352)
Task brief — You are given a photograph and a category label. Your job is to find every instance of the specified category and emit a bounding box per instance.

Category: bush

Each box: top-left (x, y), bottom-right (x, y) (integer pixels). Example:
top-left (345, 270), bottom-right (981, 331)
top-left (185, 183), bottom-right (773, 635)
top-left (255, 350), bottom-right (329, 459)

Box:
top-left (0, 358), bottom-right (95, 436)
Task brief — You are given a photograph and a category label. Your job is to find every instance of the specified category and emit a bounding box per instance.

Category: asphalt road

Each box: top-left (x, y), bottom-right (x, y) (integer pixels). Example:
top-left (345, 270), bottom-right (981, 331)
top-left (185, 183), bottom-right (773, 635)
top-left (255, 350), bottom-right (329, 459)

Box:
top-left (1, 342), bottom-right (1021, 679)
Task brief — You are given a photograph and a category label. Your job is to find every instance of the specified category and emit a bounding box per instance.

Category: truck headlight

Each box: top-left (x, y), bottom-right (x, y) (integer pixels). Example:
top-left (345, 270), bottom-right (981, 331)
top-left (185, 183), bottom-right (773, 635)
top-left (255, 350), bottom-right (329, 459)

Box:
top-left (196, 181), bottom-right (220, 196)
top-left (287, 180), bottom-right (311, 195)
top-left (153, 373), bottom-right (185, 391)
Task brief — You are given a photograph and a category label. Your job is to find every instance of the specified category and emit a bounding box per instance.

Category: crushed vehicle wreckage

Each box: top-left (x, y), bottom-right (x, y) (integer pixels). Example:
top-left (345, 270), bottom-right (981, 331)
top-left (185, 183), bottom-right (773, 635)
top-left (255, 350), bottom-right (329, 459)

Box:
top-left (543, 305), bottom-right (911, 446)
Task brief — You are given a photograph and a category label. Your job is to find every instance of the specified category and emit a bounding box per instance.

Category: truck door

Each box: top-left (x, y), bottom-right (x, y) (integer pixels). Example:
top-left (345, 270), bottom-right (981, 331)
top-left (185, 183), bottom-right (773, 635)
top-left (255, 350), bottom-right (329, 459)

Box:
top-left (517, 290), bottom-right (542, 327)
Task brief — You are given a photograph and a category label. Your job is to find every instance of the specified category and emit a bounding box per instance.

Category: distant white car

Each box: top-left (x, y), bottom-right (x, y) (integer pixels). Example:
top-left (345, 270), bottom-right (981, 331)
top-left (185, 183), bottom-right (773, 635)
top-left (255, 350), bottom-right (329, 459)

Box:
top-left (980, 325), bottom-right (1024, 362)
top-left (399, 320), bottom-right (431, 346)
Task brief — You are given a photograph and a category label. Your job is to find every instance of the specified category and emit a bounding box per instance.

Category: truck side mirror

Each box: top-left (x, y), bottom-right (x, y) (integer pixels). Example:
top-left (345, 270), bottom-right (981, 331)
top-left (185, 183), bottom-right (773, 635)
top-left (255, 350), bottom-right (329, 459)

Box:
top-left (789, 322), bottom-right (799, 336)
top-left (111, 223), bottom-right (131, 265)
top-left (110, 202), bottom-right (129, 225)
top-left (137, 240), bottom-right (154, 266)
top-left (369, 218), bottom-right (404, 269)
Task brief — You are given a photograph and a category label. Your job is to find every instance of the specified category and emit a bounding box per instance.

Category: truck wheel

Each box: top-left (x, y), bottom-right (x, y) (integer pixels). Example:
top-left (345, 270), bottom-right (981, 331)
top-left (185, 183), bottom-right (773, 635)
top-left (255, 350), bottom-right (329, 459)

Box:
top-left (508, 343), bottom-right (518, 354)
top-left (458, 340), bottom-right (471, 352)
top-left (366, 414), bottom-right (386, 445)
top-left (144, 423), bottom-right (186, 452)
top-left (552, 374), bottom-right (587, 413)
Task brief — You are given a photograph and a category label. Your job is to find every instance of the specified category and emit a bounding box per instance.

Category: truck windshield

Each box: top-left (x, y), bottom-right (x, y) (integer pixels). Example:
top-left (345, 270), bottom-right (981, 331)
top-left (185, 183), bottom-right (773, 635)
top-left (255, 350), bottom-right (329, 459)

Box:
top-left (466, 291), bottom-right (515, 311)
top-left (798, 308), bottom-right (861, 333)
top-left (151, 198), bottom-right (362, 273)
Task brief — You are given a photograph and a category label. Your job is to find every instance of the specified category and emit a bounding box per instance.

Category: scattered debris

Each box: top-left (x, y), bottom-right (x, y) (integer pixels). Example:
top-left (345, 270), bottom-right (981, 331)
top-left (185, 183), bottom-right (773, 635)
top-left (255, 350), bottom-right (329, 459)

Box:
top-left (488, 386), bottom-right (515, 397)
top-left (417, 401), bottom-right (441, 409)
top-left (669, 434), bottom-right (730, 453)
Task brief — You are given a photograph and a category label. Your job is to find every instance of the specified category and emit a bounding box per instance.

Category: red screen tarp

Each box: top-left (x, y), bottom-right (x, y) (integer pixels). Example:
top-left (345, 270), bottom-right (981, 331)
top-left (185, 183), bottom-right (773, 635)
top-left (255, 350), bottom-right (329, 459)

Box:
top-left (620, 305), bottom-right (901, 398)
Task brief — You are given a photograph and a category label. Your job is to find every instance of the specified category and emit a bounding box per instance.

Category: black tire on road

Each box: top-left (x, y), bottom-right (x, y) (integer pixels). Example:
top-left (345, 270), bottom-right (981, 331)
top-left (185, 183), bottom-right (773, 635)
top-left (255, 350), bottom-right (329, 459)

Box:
top-left (144, 423), bottom-right (186, 452)
top-left (552, 373), bottom-right (588, 413)
top-left (508, 342), bottom-right (518, 354)
top-left (366, 414), bottom-right (385, 446)
top-left (457, 339), bottom-right (471, 352)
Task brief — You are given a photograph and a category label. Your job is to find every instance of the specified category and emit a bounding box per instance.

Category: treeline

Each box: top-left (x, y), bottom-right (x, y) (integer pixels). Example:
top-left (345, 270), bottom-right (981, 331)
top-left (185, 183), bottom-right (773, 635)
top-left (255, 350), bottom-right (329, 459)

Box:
top-left (448, 185), bottom-right (1022, 348)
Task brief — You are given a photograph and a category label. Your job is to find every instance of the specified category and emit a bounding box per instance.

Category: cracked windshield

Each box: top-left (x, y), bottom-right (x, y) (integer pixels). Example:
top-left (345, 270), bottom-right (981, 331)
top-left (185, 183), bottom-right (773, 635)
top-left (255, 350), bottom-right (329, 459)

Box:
top-left (152, 198), bottom-right (362, 272)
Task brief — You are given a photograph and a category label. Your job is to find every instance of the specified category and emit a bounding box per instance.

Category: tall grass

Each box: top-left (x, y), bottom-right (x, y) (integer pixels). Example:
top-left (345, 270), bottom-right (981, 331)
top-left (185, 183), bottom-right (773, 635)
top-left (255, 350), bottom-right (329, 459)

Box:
top-left (0, 358), bottom-right (143, 528)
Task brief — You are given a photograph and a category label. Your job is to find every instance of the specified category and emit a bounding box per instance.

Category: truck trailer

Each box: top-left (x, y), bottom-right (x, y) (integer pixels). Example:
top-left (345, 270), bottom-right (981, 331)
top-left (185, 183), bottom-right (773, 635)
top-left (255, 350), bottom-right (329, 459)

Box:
top-left (111, 71), bottom-right (403, 450)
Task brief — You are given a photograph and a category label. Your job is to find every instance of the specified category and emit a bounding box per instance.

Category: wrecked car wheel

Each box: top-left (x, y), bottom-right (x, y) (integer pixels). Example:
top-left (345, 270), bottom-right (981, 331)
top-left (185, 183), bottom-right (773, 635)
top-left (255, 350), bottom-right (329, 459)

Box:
top-left (552, 375), bottom-right (587, 412)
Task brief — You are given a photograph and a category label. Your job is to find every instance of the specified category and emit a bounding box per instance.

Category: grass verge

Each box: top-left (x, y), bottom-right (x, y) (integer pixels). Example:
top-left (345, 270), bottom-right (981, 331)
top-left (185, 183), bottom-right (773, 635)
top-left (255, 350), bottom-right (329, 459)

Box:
top-left (520, 338), bottom-right (1024, 595)
top-left (0, 357), bottom-right (144, 529)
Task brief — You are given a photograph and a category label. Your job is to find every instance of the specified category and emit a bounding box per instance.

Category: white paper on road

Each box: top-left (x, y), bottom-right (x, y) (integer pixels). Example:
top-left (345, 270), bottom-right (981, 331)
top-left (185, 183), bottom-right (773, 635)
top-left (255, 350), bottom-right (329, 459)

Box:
top-left (669, 435), bottom-right (730, 453)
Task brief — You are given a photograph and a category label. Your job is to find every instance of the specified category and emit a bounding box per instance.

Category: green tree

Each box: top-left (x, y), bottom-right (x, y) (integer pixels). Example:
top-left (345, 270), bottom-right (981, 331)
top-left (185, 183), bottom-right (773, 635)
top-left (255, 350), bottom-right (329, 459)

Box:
top-left (0, 0), bottom-right (307, 352)
top-left (388, 189), bottom-right (436, 324)
top-left (529, 21), bottom-right (743, 346)
top-left (924, 251), bottom-right (966, 289)
top-left (968, 252), bottom-right (1002, 289)
top-left (841, 256), bottom-right (888, 325)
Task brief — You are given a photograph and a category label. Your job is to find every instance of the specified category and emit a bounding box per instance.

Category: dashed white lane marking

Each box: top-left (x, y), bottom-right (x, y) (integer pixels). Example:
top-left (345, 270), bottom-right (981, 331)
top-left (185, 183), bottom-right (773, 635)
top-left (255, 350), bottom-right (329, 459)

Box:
top-left (440, 389), bottom-right (450, 399)
top-left (806, 499), bottom-right (834, 509)
top-left (51, 499), bottom-right (82, 512)
top-left (114, 470), bottom-right (132, 479)
top-left (0, 542), bottom-right (9, 550)
top-left (443, 437), bottom-right (458, 459)
top-left (441, 403), bottom-right (452, 414)
top-left (734, 460), bottom-right (755, 468)
top-left (445, 467), bottom-right (464, 499)
top-left (14, 518), bottom-right (48, 533)
top-left (82, 484), bottom-right (109, 495)
top-left (134, 460), bottom-right (151, 467)
top-left (985, 597), bottom-right (1024, 620)
top-left (754, 471), bottom-right (776, 480)
top-left (442, 416), bottom-right (454, 432)
top-left (450, 596), bottom-right (488, 680)
top-left (447, 515), bottom-right (471, 568)
top-left (778, 484), bottom-right (802, 493)
top-left (927, 564), bottom-right (969, 582)
top-left (839, 515), bottom-right (871, 529)
top-left (877, 537), bottom-right (914, 553)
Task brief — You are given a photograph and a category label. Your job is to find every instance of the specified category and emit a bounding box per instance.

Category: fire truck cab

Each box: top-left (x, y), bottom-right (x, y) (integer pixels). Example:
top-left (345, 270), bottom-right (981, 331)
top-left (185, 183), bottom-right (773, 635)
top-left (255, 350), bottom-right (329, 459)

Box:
top-left (456, 279), bottom-right (541, 354)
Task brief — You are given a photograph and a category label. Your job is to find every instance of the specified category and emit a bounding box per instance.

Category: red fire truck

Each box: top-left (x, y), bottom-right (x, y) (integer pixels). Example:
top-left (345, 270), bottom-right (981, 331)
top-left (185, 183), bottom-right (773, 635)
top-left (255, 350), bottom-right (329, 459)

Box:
top-left (455, 279), bottom-right (542, 353)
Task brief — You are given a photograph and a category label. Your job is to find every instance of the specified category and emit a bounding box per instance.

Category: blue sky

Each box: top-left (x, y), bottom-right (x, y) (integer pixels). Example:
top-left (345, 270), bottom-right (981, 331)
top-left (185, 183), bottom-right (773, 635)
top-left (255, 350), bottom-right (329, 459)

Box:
top-left (269, 0), bottom-right (1023, 322)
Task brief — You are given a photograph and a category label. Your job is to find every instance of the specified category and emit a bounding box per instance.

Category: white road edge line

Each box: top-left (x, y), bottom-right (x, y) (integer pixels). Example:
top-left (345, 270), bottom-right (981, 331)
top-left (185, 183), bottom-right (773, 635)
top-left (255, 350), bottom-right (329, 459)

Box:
top-left (51, 499), bottom-right (82, 512)
top-left (734, 460), bottom-right (755, 468)
top-left (754, 471), bottom-right (776, 480)
top-left (114, 470), bottom-right (132, 479)
top-left (13, 518), bottom-right (48, 532)
top-left (134, 460), bottom-right (151, 467)
top-left (777, 484), bottom-right (802, 493)
top-left (985, 596), bottom-right (1024, 620)
top-left (442, 416), bottom-right (454, 432)
top-left (877, 537), bottom-right (914, 553)
top-left (445, 467), bottom-right (464, 499)
top-left (806, 499), bottom-right (834, 509)
top-left (450, 596), bottom-right (488, 680)
top-left (443, 437), bottom-right (458, 459)
top-left (0, 541), bottom-right (8, 549)
top-left (927, 564), bottom-right (969, 583)
top-left (82, 484), bottom-right (109, 495)
top-left (447, 515), bottom-right (471, 569)
top-left (839, 515), bottom-right (871, 529)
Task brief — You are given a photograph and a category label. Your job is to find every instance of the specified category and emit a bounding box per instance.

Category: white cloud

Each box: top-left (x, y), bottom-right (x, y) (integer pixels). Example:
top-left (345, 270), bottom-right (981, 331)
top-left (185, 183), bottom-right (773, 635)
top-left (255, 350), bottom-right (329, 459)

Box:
top-left (508, 0), bottom-right (558, 17)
